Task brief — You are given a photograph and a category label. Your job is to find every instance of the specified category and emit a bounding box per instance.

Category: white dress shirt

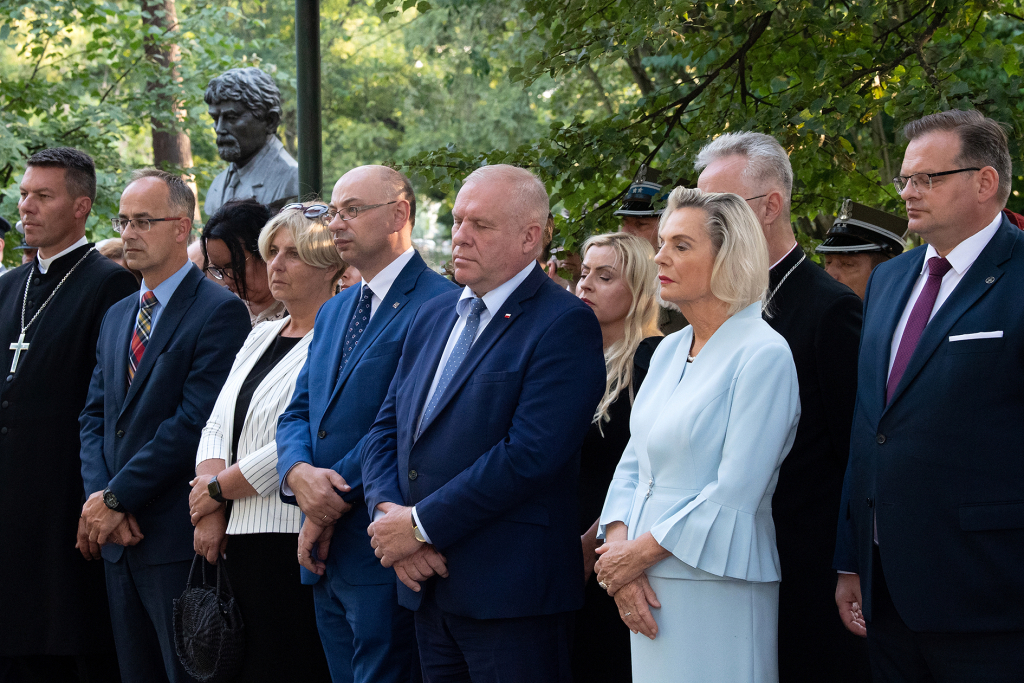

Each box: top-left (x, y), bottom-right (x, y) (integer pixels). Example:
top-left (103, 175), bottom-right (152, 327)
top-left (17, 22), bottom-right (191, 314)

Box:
top-left (363, 247), bottom-right (416, 317)
top-left (36, 236), bottom-right (88, 274)
top-left (887, 213), bottom-right (1002, 378)
top-left (409, 260), bottom-right (537, 542)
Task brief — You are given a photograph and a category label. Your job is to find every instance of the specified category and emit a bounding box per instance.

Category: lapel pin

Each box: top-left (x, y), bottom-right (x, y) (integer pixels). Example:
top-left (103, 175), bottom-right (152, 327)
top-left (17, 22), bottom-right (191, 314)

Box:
top-left (504, 313), bottom-right (512, 319)
top-left (985, 276), bottom-right (995, 284)
top-left (393, 302), bottom-right (400, 308)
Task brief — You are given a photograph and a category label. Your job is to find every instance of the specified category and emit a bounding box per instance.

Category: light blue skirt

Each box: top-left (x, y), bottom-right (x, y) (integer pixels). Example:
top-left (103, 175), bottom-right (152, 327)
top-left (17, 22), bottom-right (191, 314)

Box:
top-left (629, 575), bottom-right (779, 683)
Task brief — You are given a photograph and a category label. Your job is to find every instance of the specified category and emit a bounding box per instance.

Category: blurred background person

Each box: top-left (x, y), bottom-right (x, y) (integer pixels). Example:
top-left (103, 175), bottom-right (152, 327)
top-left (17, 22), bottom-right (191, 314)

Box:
top-left (0, 215), bottom-right (9, 276)
top-left (613, 165), bottom-right (687, 334)
top-left (202, 198), bottom-right (285, 325)
top-left (96, 237), bottom-right (143, 284)
top-left (337, 263), bottom-right (360, 291)
top-left (816, 199), bottom-right (908, 299)
top-left (188, 202), bottom-right (341, 682)
top-left (596, 189), bottom-right (799, 682)
top-left (573, 231), bottom-right (662, 682)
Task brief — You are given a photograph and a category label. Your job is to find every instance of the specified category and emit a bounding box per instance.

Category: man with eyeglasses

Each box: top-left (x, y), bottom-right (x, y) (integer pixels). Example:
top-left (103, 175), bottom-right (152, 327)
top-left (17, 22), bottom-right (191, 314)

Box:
top-left (0, 148), bottom-right (138, 683)
top-left (276, 165), bottom-right (456, 683)
top-left (835, 110), bottom-right (1024, 682)
top-left (79, 168), bottom-right (250, 683)
top-left (695, 132), bottom-right (869, 683)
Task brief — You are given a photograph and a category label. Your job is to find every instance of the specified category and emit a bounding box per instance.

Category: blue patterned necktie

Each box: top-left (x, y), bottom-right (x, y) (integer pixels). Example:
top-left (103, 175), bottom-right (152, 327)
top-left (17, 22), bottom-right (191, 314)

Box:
top-left (341, 285), bottom-right (373, 368)
top-left (417, 298), bottom-right (488, 437)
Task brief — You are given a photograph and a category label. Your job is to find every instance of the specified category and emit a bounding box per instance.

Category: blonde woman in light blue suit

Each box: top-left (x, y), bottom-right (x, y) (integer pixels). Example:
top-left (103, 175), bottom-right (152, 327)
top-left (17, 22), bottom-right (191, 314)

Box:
top-left (595, 188), bottom-right (800, 682)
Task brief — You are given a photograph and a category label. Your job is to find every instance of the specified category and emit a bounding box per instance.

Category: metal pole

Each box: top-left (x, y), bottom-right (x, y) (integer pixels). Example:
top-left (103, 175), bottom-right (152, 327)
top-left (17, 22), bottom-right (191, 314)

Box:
top-left (295, 0), bottom-right (322, 200)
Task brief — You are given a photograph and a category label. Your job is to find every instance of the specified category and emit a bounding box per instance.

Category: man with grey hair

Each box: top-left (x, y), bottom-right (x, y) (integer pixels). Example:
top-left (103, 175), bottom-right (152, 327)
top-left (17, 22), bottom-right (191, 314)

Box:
top-left (362, 164), bottom-right (606, 682)
top-left (203, 67), bottom-right (299, 216)
top-left (697, 132), bottom-right (869, 682)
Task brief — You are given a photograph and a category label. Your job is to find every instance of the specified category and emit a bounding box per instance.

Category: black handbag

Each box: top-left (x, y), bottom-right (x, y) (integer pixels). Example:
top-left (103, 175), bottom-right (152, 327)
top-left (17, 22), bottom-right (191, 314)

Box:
top-left (173, 554), bottom-right (245, 682)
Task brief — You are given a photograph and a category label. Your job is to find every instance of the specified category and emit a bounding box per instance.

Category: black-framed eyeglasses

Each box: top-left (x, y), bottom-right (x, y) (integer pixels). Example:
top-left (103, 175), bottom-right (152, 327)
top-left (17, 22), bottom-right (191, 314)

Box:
top-left (281, 203), bottom-right (331, 225)
top-left (326, 201), bottom-right (397, 223)
top-left (207, 255), bottom-right (250, 281)
top-left (111, 217), bottom-right (187, 233)
top-left (893, 168), bottom-right (980, 194)
top-left (744, 194), bottom-right (768, 202)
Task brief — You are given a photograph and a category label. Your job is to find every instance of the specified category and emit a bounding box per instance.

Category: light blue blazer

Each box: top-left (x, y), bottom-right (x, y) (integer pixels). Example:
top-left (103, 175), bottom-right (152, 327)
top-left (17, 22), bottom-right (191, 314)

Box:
top-left (599, 303), bottom-right (800, 582)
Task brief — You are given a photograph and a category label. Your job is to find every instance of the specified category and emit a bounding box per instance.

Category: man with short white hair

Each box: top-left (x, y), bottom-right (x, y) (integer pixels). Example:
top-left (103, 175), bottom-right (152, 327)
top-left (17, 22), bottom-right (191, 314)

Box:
top-left (362, 164), bottom-right (606, 682)
top-left (697, 132), bottom-right (869, 682)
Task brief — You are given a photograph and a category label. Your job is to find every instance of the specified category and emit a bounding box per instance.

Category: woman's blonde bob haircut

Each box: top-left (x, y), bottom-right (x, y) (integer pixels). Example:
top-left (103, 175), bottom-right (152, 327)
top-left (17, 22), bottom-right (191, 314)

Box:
top-left (660, 188), bottom-right (769, 314)
top-left (258, 202), bottom-right (346, 285)
top-left (579, 232), bottom-right (662, 428)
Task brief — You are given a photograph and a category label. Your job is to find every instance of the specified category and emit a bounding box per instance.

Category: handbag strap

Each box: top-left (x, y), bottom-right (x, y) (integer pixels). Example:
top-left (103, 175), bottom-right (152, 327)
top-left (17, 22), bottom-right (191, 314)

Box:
top-left (214, 556), bottom-right (237, 600)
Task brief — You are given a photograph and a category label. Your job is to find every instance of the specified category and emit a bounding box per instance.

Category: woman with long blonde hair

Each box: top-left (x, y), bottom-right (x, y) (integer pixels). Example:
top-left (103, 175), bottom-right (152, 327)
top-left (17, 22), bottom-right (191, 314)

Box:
top-left (573, 231), bottom-right (663, 682)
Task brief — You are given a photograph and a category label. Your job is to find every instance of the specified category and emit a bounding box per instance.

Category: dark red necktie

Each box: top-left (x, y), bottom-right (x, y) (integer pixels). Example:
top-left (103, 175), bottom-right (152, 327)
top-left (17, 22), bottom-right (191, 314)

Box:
top-left (886, 256), bottom-right (953, 403)
top-left (128, 291), bottom-right (158, 386)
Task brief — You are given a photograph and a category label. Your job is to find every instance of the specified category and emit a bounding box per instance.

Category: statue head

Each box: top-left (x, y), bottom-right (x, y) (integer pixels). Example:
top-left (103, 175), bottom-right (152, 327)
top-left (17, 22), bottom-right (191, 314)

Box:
top-left (205, 67), bottom-right (284, 168)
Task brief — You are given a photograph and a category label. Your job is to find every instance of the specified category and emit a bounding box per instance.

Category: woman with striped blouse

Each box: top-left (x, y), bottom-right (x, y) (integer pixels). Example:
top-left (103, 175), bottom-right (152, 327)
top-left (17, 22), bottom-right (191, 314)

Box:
top-left (188, 203), bottom-right (343, 682)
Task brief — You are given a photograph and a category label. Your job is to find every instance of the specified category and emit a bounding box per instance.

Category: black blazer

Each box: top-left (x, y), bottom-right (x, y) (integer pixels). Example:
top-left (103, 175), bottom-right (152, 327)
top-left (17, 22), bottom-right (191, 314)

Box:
top-left (80, 264), bottom-right (250, 565)
top-left (836, 217), bottom-right (1024, 632)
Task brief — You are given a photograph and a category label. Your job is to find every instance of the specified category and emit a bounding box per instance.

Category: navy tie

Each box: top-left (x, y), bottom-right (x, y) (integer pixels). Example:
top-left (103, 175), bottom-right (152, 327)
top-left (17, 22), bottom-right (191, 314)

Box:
top-left (417, 298), bottom-right (488, 437)
top-left (341, 285), bottom-right (373, 368)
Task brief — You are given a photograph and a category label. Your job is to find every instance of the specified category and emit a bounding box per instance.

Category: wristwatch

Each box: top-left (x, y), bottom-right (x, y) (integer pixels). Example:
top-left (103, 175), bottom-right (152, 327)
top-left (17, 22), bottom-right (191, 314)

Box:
top-left (207, 476), bottom-right (226, 503)
top-left (413, 524), bottom-right (426, 543)
top-left (103, 487), bottom-right (126, 513)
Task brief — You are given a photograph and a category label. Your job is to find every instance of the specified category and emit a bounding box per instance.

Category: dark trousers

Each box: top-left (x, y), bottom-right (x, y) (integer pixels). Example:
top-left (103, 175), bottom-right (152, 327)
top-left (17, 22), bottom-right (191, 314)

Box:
top-left (867, 548), bottom-right (1024, 683)
top-left (104, 553), bottom-right (197, 683)
top-left (0, 653), bottom-right (120, 683)
top-left (313, 568), bottom-right (417, 683)
top-left (571, 573), bottom-right (630, 682)
top-left (227, 533), bottom-right (330, 683)
top-left (415, 588), bottom-right (573, 683)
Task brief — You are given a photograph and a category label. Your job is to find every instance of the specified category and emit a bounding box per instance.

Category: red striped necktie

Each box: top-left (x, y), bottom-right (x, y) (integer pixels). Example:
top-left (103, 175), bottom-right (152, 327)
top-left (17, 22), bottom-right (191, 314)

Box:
top-left (128, 291), bottom-right (158, 386)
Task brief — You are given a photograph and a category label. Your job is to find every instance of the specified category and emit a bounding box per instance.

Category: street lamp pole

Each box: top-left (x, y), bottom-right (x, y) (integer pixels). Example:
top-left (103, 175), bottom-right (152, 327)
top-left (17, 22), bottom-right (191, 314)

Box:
top-left (295, 0), bottom-right (322, 200)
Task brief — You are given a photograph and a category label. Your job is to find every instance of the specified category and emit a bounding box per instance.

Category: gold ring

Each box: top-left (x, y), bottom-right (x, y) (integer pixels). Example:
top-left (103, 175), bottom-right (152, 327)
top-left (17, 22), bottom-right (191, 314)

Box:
top-left (598, 580), bottom-right (608, 590)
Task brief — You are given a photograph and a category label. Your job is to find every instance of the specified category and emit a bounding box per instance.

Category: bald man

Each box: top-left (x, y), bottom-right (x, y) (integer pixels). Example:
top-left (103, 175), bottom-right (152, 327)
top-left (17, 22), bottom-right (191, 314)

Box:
top-left (276, 165), bottom-right (456, 682)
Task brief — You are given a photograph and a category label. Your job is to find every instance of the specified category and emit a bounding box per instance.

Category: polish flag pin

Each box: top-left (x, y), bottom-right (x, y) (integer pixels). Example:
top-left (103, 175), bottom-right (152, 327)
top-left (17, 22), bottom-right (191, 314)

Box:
top-left (504, 313), bottom-right (512, 319)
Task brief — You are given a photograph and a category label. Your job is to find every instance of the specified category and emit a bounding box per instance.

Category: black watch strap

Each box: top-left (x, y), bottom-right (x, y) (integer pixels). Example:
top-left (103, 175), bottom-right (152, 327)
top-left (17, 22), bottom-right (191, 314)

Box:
top-left (103, 488), bottom-right (126, 513)
top-left (207, 476), bottom-right (226, 503)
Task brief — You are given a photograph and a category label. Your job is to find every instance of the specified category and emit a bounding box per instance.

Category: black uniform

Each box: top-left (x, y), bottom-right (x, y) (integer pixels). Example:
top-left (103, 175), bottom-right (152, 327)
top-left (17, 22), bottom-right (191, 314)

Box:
top-left (0, 245), bottom-right (138, 680)
top-left (764, 246), bottom-right (872, 682)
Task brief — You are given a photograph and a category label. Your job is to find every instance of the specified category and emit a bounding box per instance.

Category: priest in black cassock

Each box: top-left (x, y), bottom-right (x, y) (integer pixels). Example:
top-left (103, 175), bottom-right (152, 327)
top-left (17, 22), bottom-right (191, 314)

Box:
top-left (696, 132), bottom-right (871, 683)
top-left (0, 148), bottom-right (139, 683)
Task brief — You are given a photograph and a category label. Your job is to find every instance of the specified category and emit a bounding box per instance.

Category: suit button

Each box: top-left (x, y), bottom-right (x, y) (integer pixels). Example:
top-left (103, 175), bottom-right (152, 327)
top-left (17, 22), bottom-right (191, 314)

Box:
top-left (33, 278), bottom-right (40, 286)
top-left (408, 470), bottom-right (418, 481)
top-left (866, 497), bottom-right (874, 508)
top-left (876, 434), bottom-right (886, 444)
top-left (116, 430), bottom-right (125, 438)
top-left (5, 375), bottom-right (12, 383)
top-left (1, 401), bottom-right (7, 408)
top-left (318, 430), bottom-right (326, 439)
top-left (0, 427), bottom-right (7, 435)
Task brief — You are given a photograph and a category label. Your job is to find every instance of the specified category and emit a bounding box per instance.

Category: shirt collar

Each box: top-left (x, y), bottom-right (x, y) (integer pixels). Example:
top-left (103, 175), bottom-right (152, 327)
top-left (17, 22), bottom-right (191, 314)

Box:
top-left (141, 260), bottom-right (193, 308)
top-left (363, 247), bottom-right (415, 302)
top-left (456, 261), bottom-right (537, 317)
top-left (36, 236), bottom-right (88, 275)
top-left (769, 242), bottom-right (799, 270)
top-left (919, 212), bottom-right (1003, 275)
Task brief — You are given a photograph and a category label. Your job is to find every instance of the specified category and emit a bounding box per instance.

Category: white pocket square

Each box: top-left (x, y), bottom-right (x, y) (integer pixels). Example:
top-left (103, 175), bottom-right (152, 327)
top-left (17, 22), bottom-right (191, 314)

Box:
top-left (949, 331), bottom-right (1003, 342)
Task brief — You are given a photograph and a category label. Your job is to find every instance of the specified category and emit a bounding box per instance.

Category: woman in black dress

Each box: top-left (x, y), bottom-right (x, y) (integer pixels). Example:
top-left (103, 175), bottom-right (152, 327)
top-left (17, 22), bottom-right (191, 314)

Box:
top-left (573, 231), bottom-right (664, 681)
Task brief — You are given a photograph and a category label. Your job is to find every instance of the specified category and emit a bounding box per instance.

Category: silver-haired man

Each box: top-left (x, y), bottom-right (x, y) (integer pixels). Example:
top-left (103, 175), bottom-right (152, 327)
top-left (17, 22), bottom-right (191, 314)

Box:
top-left (696, 132), bottom-right (869, 682)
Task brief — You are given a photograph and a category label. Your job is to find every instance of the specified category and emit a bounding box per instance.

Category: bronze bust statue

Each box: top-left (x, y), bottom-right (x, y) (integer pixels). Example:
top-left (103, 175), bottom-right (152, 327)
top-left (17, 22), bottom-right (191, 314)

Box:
top-left (203, 67), bottom-right (299, 216)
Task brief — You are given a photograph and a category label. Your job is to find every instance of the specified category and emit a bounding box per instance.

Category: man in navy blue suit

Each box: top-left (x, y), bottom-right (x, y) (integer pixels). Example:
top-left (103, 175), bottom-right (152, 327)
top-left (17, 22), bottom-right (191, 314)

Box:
top-left (835, 110), bottom-right (1024, 682)
top-left (276, 165), bottom-right (456, 682)
top-left (79, 169), bottom-right (250, 682)
top-left (362, 165), bottom-right (606, 683)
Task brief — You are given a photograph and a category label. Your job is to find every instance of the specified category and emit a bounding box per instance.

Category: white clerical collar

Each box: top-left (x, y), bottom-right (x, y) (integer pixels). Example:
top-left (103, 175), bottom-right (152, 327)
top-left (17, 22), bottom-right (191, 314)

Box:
top-left (770, 242), bottom-right (799, 270)
top-left (37, 236), bottom-right (88, 275)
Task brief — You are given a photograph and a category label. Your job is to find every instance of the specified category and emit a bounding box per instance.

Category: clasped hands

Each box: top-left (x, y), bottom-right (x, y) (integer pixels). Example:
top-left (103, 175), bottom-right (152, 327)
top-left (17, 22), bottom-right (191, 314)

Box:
top-left (77, 491), bottom-right (143, 561)
top-left (595, 526), bottom-right (670, 640)
top-left (366, 503), bottom-right (448, 592)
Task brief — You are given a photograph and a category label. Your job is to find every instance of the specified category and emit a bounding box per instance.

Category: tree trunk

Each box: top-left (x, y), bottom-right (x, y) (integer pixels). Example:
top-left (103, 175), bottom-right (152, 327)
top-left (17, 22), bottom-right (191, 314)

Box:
top-left (141, 0), bottom-right (199, 218)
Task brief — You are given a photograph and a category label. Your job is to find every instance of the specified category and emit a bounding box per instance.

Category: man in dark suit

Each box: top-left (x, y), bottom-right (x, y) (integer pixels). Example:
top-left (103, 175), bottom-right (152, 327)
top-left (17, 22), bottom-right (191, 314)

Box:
top-left (696, 132), bottom-right (870, 682)
top-left (361, 165), bottom-right (605, 682)
top-left (79, 169), bottom-right (250, 683)
top-left (835, 110), bottom-right (1024, 682)
top-left (276, 165), bottom-right (456, 682)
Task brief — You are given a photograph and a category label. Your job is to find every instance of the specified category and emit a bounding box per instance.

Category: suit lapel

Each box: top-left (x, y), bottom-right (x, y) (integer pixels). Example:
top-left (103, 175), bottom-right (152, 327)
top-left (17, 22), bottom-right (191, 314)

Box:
top-left (416, 266), bottom-right (544, 437)
top-left (869, 249), bottom-right (924, 414)
top-left (321, 285), bottom-right (361, 405)
top-left (113, 300), bottom-right (137, 409)
top-left (120, 268), bottom-right (201, 414)
top-left (885, 220), bottom-right (1016, 410)
top-left (331, 253), bottom-right (426, 403)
